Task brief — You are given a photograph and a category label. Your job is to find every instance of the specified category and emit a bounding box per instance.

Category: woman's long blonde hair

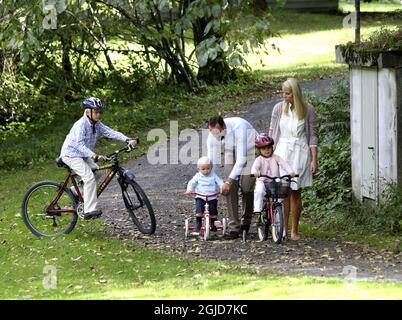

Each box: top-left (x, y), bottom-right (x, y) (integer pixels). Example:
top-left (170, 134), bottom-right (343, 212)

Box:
top-left (283, 78), bottom-right (307, 120)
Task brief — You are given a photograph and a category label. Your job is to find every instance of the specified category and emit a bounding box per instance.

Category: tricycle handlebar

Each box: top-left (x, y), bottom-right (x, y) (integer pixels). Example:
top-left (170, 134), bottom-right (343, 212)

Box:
top-left (189, 191), bottom-right (221, 197)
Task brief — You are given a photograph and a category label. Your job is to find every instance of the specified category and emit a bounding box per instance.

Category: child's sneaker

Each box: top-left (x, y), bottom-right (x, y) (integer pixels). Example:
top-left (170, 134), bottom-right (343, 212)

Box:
top-left (254, 212), bottom-right (262, 226)
top-left (210, 219), bottom-right (217, 232)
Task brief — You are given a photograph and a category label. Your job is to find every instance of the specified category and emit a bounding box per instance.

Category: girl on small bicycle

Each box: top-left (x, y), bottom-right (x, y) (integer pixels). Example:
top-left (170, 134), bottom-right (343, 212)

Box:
top-left (251, 134), bottom-right (295, 226)
top-left (186, 157), bottom-right (224, 232)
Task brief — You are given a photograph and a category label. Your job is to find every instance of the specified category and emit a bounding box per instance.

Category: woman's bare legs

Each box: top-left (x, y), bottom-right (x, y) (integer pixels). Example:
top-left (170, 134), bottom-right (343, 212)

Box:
top-left (282, 189), bottom-right (302, 240)
top-left (283, 196), bottom-right (290, 238)
top-left (290, 189), bottom-right (302, 240)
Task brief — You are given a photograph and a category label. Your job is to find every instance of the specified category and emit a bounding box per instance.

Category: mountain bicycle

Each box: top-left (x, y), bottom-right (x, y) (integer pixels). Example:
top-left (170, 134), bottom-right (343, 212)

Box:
top-left (21, 144), bottom-right (156, 237)
top-left (184, 192), bottom-right (227, 241)
top-left (245, 174), bottom-right (298, 244)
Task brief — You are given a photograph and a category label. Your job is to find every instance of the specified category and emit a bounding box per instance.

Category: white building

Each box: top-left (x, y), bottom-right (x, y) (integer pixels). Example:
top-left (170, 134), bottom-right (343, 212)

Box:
top-left (336, 47), bottom-right (402, 202)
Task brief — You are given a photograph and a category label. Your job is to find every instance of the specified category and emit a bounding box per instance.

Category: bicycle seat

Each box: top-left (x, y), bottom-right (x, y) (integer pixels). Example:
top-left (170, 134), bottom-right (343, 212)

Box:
top-left (54, 158), bottom-right (98, 174)
top-left (55, 157), bottom-right (68, 168)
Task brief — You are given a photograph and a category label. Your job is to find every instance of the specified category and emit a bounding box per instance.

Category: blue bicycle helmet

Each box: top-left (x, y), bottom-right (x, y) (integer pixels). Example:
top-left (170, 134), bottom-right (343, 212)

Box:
top-left (82, 97), bottom-right (104, 109)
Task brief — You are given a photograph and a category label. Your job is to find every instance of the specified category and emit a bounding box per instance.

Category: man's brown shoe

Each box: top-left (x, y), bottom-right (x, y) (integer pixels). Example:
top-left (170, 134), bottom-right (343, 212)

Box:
top-left (222, 231), bottom-right (239, 240)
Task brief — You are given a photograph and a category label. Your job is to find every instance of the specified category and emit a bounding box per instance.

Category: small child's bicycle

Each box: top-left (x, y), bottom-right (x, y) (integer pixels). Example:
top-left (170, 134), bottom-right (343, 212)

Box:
top-left (21, 145), bottom-right (156, 237)
top-left (184, 192), bottom-right (227, 241)
top-left (245, 174), bottom-right (299, 244)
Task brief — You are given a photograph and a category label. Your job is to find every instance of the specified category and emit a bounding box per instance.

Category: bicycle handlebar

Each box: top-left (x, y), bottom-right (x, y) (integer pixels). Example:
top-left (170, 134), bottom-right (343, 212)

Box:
top-left (250, 174), bottom-right (299, 180)
top-left (105, 143), bottom-right (137, 161)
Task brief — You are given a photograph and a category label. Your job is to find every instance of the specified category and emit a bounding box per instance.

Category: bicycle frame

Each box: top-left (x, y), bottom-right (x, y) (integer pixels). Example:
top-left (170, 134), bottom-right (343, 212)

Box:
top-left (264, 178), bottom-right (285, 222)
top-left (46, 146), bottom-right (133, 216)
top-left (264, 193), bottom-right (280, 225)
top-left (251, 173), bottom-right (299, 225)
top-left (185, 191), bottom-right (223, 240)
top-left (190, 191), bottom-right (221, 216)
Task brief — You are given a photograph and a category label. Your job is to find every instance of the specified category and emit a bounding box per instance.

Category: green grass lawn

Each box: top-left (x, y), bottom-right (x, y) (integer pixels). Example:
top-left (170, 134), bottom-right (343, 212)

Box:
top-left (1, 11), bottom-right (402, 300)
top-left (1, 164), bottom-right (401, 300)
top-left (248, 11), bottom-right (400, 79)
top-left (339, 0), bottom-right (402, 12)
top-left (1, 127), bottom-right (401, 300)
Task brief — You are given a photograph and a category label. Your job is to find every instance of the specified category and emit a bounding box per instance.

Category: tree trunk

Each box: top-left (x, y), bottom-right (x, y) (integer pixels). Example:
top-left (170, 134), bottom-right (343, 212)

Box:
top-left (61, 37), bottom-right (74, 100)
top-left (192, 17), bottom-right (235, 84)
top-left (61, 38), bottom-right (73, 83)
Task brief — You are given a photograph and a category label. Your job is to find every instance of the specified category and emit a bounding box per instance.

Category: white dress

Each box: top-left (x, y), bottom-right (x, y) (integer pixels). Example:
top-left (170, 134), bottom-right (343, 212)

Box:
top-left (274, 108), bottom-right (312, 190)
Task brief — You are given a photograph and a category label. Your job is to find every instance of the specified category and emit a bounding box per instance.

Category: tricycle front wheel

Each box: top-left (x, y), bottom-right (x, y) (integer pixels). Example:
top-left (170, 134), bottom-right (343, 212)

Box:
top-left (271, 204), bottom-right (284, 244)
top-left (257, 212), bottom-right (269, 242)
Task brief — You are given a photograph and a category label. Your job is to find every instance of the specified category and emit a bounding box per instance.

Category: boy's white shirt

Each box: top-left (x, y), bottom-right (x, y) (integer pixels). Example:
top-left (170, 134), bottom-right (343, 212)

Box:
top-left (60, 114), bottom-right (128, 158)
top-left (186, 172), bottom-right (224, 200)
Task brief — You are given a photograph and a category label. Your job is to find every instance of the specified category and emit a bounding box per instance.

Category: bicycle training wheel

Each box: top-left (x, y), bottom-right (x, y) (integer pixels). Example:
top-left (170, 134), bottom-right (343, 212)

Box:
top-left (271, 204), bottom-right (284, 244)
top-left (184, 218), bottom-right (189, 238)
top-left (21, 181), bottom-right (78, 237)
top-left (121, 180), bottom-right (156, 234)
top-left (203, 216), bottom-right (210, 241)
top-left (257, 212), bottom-right (270, 241)
top-left (222, 218), bottom-right (227, 236)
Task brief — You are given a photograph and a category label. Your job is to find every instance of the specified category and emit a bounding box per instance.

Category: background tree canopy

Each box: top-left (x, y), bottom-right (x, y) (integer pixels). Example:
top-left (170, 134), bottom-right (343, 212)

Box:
top-left (0, 0), bottom-right (273, 131)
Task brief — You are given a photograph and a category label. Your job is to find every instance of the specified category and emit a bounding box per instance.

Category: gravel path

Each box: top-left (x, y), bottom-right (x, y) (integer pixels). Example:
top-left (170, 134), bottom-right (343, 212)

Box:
top-left (99, 77), bottom-right (402, 282)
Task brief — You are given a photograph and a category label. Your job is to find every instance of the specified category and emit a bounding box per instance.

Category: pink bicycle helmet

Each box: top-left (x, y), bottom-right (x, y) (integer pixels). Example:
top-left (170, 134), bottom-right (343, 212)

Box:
top-left (255, 134), bottom-right (274, 148)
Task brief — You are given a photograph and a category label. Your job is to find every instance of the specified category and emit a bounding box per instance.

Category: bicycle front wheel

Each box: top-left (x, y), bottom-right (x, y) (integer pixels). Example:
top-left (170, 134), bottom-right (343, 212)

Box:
top-left (257, 213), bottom-right (269, 242)
top-left (271, 203), bottom-right (284, 244)
top-left (21, 181), bottom-right (78, 237)
top-left (121, 180), bottom-right (156, 234)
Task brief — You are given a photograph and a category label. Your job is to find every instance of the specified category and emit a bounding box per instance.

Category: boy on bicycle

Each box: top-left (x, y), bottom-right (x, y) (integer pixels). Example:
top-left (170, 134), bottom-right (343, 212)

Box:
top-left (251, 134), bottom-right (295, 221)
top-left (60, 97), bottom-right (137, 220)
top-left (186, 157), bottom-right (224, 233)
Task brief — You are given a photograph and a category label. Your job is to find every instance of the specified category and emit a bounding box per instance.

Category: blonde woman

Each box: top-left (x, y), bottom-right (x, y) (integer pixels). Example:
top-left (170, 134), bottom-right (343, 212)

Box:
top-left (269, 78), bottom-right (318, 240)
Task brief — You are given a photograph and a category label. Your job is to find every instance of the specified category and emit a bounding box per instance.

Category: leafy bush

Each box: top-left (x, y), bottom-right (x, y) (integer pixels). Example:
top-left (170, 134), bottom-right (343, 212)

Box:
top-left (359, 25), bottom-right (402, 51)
top-left (303, 78), bottom-right (352, 213)
top-left (376, 183), bottom-right (402, 234)
top-left (339, 25), bottom-right (402, 65)
top-left (0, 73), bottom-right (57, 132)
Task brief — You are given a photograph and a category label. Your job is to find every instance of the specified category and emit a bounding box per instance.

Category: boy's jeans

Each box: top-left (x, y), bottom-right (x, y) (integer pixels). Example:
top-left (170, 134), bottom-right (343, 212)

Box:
top-left (62, 156), bottom-right (99, 213)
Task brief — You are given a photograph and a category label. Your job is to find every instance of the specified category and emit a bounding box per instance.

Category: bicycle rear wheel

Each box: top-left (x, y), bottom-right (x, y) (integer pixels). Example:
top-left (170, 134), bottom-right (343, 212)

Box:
top-left (121, 180), bottom-right (156, 234)
top-left (271, 203), bottom-right (284, 244)
top-left (21, 181), bottom-right (78, 237)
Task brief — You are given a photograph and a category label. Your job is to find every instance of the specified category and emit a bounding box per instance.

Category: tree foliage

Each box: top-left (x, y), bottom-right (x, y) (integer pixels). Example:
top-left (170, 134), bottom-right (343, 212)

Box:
top-left (0, 0), bottom-right (273, 88)
top-left (0, 0), bottom-right (273, 130)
